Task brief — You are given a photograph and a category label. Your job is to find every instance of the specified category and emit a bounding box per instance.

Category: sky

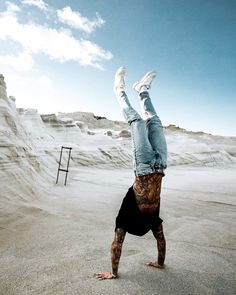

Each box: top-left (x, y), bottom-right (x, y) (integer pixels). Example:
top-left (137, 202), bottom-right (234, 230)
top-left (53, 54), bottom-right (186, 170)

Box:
top-left (0, 0), bottom-right (235, 136)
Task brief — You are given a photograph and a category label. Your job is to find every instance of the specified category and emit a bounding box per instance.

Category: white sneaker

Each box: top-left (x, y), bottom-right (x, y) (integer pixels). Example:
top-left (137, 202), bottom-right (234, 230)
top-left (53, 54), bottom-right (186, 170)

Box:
top-left (133, 70), bottom-right (157, 92)
top-left (113, 66), bottom-right (126, 93)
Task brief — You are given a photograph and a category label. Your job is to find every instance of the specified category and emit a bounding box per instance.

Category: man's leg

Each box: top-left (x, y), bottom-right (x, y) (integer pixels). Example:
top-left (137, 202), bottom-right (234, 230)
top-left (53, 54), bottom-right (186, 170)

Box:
top-left (115, 68), bottom-right (155, 176)
top-left (114, 67), bottom-right (142, 124)
top-left (133, 71), bottom-right (167, 170)
top-left (147, 224), bottom-right (166, 268)
top-left (140, 90), bottom-right (167, 170)
top-left (96, 228), bottom-right (126, 280)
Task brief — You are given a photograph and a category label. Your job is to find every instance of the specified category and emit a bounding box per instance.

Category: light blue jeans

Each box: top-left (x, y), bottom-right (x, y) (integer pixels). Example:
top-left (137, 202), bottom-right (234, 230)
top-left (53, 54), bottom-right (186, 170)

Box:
top-left (117, 91), bottom-right (167, 176)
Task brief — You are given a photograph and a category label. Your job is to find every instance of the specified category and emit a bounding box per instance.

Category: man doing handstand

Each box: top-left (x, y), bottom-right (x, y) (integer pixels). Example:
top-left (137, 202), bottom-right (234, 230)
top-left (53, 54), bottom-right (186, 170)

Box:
top-left (96, 67), bottom-right (167, 280)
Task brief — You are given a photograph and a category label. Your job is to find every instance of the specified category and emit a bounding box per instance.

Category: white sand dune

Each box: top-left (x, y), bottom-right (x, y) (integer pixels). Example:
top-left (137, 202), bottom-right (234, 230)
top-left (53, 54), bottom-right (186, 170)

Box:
top-left (0, 74), bottom-right (236, 294)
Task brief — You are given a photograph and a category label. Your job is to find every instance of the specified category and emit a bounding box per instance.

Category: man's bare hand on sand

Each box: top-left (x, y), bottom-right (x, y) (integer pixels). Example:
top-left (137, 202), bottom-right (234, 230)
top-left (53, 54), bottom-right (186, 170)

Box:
top-left (146, 261), bottom-right (164, 268)
top-left (95, 272), bottom-right (117, 280)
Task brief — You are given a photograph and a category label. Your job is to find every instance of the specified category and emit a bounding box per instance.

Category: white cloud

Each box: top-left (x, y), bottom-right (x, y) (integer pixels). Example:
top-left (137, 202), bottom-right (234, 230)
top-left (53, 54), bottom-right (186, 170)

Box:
top-left (0, 51), bottom-right (34, 71)
top-left (22, 0), bottom-right (49, 11)
top-left (5, 1), bottom-right (21, 14)
top-left (0, 4), bottom-right (112, 70)
top-left (57, 6), bottom-right (105, 34)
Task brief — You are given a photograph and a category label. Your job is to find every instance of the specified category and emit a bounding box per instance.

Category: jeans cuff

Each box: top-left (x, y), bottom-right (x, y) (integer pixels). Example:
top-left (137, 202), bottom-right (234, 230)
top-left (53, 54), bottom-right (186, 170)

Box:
top-left (139, 91), bottom-right (149, 99)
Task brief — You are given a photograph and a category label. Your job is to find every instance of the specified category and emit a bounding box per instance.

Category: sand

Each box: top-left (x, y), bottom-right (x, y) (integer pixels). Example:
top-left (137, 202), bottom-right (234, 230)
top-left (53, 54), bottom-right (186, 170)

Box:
top-left (0, 165), bottom-right (235, 295)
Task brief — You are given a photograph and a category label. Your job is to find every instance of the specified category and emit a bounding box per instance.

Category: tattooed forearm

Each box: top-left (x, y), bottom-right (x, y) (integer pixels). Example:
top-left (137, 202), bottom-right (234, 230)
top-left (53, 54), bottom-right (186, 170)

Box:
top-left (111, 228), bottom-right (126, 276)
top-left (153, 224), bottom-right (166, 266)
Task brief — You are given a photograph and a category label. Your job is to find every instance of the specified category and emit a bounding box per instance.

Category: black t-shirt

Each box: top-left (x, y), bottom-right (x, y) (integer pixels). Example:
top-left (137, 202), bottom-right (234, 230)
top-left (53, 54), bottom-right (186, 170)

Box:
top-left (115, 186), bottom-right (163, 236)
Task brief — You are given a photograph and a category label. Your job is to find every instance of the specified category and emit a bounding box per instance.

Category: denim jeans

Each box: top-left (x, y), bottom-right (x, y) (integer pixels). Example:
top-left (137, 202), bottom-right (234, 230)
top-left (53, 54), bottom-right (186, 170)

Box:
top-left (117, 91), bottom-right (167, 176)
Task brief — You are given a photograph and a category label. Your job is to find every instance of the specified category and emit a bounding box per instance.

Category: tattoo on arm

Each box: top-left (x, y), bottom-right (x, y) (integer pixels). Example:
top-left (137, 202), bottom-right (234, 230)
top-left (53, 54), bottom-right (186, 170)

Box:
top-left (152, 224), bottom-right (166, 266)
top-left (111, 228), bottom-right (126, 277)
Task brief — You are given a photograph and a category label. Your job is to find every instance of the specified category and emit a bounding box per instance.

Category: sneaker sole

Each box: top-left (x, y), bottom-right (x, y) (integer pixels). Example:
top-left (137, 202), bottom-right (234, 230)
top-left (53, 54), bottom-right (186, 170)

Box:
top-left (115, 67), bottom-right (126, 78)
top-left (133, 70), bottom-right (157, 91)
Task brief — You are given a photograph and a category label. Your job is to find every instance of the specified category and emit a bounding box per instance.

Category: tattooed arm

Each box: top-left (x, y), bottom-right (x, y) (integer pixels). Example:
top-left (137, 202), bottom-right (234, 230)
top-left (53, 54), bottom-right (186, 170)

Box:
top-left (96, 228), bottom-right (126, 280)
top-left (147, 224), bottom-right (166, 268)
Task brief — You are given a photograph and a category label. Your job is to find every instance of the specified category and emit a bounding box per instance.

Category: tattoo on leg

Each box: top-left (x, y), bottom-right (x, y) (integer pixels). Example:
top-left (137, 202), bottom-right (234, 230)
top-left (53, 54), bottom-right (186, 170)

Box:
top-left (152, 224), bottom-right (166, 266)
top-left (111, 228), bottom-right (126, 276)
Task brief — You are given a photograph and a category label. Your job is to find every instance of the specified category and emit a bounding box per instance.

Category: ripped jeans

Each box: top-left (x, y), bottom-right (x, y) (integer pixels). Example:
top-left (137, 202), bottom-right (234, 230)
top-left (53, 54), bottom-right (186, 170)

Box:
top-left (117, 91), bottom-right (167, 176)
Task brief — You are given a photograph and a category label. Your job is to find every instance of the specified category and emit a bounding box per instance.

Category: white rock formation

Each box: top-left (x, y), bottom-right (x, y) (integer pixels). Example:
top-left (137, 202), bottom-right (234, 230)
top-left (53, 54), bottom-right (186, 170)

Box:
top-left (0, 75), bottom-right (52, 224)
top-left (0, 74), bottom-right (8, 100)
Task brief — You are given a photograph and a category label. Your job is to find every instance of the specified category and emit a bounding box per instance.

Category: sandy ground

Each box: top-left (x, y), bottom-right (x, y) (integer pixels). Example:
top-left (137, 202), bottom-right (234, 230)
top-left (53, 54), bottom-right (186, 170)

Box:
top-left (0, 166), bottom-right (235, 295)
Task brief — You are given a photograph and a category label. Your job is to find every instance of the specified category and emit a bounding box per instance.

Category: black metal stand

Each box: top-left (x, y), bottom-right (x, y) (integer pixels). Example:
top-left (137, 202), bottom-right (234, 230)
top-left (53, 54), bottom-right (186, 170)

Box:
top-left (56, 146), bottom-right (72, 186)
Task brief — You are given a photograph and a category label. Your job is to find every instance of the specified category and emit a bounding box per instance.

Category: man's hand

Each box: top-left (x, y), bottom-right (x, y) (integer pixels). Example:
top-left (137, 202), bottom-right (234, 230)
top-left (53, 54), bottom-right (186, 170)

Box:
top-left (95, 272), bottom-right (117, 280)
top-left (146, 261), bottom-right (164, 269)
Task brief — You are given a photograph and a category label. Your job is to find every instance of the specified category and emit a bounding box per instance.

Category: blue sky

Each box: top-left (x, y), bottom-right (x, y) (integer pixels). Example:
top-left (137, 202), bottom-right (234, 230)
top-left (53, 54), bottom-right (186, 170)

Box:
top-left (0, 0), bottom-right (235, 136)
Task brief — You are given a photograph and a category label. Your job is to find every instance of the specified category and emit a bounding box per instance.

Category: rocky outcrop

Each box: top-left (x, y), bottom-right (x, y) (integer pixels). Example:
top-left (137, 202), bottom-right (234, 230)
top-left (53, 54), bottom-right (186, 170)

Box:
top-left (0, 75), bottom-right (52, 224)
top-left (56, 111), bottom-right (128, 130)
top-left (118, 129), bottom-right (131, 138)
top-left (0, 74), bottom-right (8, 100)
